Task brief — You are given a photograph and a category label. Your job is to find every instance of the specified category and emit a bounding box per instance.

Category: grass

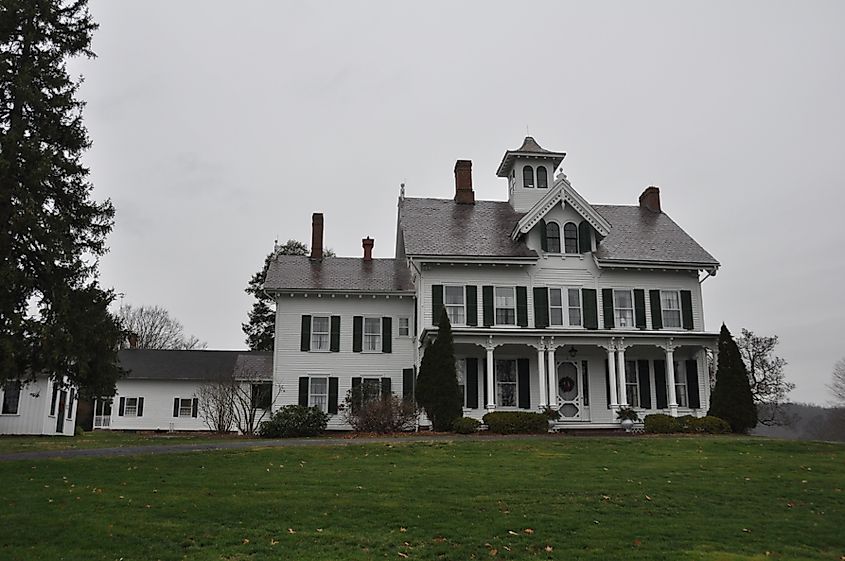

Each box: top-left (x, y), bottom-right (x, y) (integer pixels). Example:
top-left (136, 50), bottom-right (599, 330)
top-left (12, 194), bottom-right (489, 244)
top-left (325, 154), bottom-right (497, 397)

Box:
top-left (0, 430), bottom-right (248, 454)
top-left (0, 436), bottom-right (842, 560)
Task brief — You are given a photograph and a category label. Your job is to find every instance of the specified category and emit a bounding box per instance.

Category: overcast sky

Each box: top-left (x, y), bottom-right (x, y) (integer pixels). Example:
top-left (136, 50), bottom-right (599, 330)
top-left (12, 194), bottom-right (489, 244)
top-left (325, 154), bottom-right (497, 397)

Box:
top-left (72, 1), bottom-right (844, 404)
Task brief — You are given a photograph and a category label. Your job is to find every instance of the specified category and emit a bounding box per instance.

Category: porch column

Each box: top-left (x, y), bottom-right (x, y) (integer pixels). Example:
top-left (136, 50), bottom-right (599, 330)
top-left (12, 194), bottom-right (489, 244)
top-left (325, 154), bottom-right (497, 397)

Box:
top-left (606, 343), bottom-right (618, 410)
top-left (537, 339), bottom-right (547, 408)
top-left (485, 337), bottom-right (496, 412)
top-left (616, 343), bottom-right (629, 407)
top-left (665, 340), bottom-right (678, 417)
top-left (547, 339), bottom-right (557, 408)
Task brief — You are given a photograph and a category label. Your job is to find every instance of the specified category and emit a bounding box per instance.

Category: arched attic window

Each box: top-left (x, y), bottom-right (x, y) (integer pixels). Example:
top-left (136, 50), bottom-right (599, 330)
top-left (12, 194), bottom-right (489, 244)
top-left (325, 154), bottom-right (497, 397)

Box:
top-left (563, 222), bottom-right (579, 253)
top-left (537, 166), bottom-right (548, 188)
top-left (546, 222), bottom-right (561, 253)
top-left (523, 165), bottom-right (534, 188)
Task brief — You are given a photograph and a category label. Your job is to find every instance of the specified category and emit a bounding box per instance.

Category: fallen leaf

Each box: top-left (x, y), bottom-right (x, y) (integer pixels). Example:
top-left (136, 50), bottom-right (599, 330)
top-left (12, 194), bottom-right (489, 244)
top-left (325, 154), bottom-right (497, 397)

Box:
top-left (742, 528), bottom-right (751, 533)
top-left (508, 530), bottom-right (518, 536)
top-left (242, 538), bottom-right (250, 544)
top-left (644, 495), bottom-right (652, 501)
top-left (633, 539), bottom-right (642, 546)
top-left (316, 528), bottom-right (323, 533)
top-left (288, 528), bottom-right (296, 534)
top-left (545, 545), bottom-right (553, 552)
top-left (398, 553), bottom-right (409, 558)
top-left (523, 528), bottom-right (534, 535)
top-left (489, 548), bottom-right (497, 556)
top-left (270, 539), bottom-right (279, 546)
top-left (601, 495), bottom-right (610, 501)
top-left (400, 527), bottom-right (407, 533)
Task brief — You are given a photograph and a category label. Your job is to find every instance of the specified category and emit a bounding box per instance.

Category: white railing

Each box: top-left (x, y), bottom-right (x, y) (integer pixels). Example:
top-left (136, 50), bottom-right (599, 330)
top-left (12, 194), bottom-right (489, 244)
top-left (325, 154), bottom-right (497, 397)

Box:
top-left (94, 415), bottom-right (111, 428)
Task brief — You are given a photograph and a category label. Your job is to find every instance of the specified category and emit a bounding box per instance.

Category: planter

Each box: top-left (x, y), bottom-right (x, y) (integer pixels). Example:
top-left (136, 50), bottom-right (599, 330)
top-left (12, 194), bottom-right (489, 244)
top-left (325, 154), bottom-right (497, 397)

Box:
top-left (620, 418), bottom-right (635, 432)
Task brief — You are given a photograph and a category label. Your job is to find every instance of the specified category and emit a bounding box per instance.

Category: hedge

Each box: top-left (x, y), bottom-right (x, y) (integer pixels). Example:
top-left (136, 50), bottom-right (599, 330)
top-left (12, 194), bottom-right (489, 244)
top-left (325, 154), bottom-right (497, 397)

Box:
top-left (452, 417), bottom-right (481, 434)
top-left (643, 413), bottom-right (731, 434)
top-left (482, 411), bottom-right (548, 434)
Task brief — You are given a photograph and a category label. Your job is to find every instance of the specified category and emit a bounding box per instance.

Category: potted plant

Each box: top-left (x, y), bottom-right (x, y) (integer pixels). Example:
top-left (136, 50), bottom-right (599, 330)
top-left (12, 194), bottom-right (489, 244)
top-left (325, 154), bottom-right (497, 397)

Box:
top-left (542, 406), bottom-right (561, 428)
top-left (616, 407), bottom-right (639, 432)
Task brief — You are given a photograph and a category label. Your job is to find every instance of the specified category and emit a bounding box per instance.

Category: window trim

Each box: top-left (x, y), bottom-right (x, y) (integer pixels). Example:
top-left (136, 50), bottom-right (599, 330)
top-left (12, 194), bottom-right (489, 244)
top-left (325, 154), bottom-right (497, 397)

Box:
top-left (536, 166), bottom-right (548, 189)
top-left (398, 316), bottom-right (411, 337)
top-left (613, 289), bottom-right (635, 329)
top-left (309, 315), bottom-right (331, 352)
top-left (362, 316), bottom-right (383, 353)
top-left (308, 375), bottom-right (330, 413)
top-left (494, 359), bottom-right (519, 408)
top-left (563, 222), bottom-right (579, 254)
top-left (443, 284), bottom-right (467, 326)
top-left (177, 397), bottom-right (193, 418)
top-left (493, 286), bottom-right (517, 326)
top-left (548, 286), bottom-right (583, 328)
top-left (522, 165), bottom-right (534, 188)
top-left (125, 396), bottom-right (140, 417)
top-left (545, 221), bottom-right (561, 253)
top-left (660, 290), bottom-right (683, 330)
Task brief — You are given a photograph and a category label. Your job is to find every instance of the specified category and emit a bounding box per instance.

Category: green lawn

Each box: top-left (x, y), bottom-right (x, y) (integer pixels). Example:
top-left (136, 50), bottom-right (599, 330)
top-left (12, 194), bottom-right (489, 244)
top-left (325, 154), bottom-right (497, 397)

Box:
top-left (0, 436), bottom-right (842, 560)
top-left (0, 430), bottom-right (248, 454)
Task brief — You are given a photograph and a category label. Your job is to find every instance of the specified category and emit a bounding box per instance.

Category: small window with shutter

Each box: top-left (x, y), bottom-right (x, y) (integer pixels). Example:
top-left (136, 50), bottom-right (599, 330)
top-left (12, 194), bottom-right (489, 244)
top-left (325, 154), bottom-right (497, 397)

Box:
top-left (660, 290), bottom-right (682, 329)
top-left (563, 222), bottom-right (579, 254)
top-left (363, 318), bottom-right (382, 352)
top-left (310, 316), bottom-right (331, 351)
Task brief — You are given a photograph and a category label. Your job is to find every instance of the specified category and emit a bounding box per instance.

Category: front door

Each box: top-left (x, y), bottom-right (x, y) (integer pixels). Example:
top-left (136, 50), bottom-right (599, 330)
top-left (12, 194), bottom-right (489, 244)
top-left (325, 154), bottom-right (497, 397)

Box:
top-left (556, 362), bottom-right (587, 420)
top-left (56, 391), bottom-right (66, 433)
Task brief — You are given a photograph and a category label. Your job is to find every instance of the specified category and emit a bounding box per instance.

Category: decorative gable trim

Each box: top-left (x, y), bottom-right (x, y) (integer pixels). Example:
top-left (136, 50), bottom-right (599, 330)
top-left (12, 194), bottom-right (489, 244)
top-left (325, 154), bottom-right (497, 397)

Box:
top-left (511, 175), bottom-right (611, 240)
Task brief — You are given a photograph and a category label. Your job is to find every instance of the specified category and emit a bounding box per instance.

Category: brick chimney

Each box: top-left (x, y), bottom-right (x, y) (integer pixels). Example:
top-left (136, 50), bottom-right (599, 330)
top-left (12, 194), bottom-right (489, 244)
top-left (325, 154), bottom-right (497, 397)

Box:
top-left (362, 237), bottom-right (374, 261)
top-left (310, 212), bottom-right (324, 260)
top-left (638, 186), bottom-right (661, 213)
top-left (454, 160), bottom-right (475, 204)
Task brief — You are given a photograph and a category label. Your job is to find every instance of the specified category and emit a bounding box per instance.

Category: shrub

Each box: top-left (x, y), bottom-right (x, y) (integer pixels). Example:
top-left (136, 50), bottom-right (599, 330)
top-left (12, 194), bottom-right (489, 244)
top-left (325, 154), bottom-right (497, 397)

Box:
top-left (482, 411), bottom-right (548, 434)
top-left (452, 417), bottom-right (481, 434)
top-left (644, 414), bottom-right (679, 434)
top-left (676, 414), bottom-right (698, 433)
top-left (258, 405), bottom-right (328, 438)
top-left (692, 415), bottom-right (731, 434)
top-left (74, 425), bottom-right (85, 437)
top-left (343, 391), bottom-right (417, 433)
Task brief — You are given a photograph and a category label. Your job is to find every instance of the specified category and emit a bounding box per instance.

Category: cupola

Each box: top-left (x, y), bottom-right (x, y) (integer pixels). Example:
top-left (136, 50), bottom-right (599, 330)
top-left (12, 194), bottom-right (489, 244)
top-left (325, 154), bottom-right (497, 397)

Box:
top-left (497, 136), bottom-right (566, 212)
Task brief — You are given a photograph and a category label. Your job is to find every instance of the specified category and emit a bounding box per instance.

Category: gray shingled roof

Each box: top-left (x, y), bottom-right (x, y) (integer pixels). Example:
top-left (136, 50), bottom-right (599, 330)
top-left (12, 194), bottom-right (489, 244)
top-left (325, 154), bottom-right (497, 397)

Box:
top-left (234, 353), bottom-right (273, 381)
top-left (117, 349), bottom-right (272, 381)
top-left (399, 198), bottom-right (538, 259)
top-left (593, 205), bottom-right (719, 267)
top-left (264, 255), bottom-right (414, 293)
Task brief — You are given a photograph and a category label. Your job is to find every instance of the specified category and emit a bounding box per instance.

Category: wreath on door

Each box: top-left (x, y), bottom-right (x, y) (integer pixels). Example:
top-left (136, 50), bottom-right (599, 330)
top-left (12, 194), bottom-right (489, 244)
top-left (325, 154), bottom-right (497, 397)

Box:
top-left (559, 376), bottom-right (575, 394)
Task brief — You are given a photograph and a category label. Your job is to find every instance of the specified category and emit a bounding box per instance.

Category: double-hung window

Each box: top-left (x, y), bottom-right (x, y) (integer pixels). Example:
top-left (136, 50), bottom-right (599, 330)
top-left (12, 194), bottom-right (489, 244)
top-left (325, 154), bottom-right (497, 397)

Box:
top-left (625, 361), bottom-right (639, 408)
top-left (398, 317), bottom-right (410, 337)
top-left (546, 222), bottom-right (561, 253)
top-left (125, 397), bottom-right (140, 417)
top-left (675, 362), bottom-right (688, 407)
top-left (660, 290), bottom-right (682, 329)
top-left (309, 377), bottom-right (329, 412)
top-left (495, 287), bottom-right (516, 325)
top-left (1, 381), bottom-right (21, 415)
top-left (252, 383), bottom-right (272, 409)
top-left (444, 285), bottom-right (466, 325)
top-left (311, 316), bottom-right (330, 351)
top-left (549, 288), bottom-right (582, 327)
top-left (177, 398), bottom-right (193, 417)
top-left (614, 290), bottom-right (634, 328)
top-left (456, 360), bottom-right (466, 407)
top-left (363, 318), bottom-right (382, 352)
top-left (495, 359), bottom-right (517, 407)
top-left (563, 222), bottom-right (579, 254)
top-left (362, 378), bottom-right (381, 402)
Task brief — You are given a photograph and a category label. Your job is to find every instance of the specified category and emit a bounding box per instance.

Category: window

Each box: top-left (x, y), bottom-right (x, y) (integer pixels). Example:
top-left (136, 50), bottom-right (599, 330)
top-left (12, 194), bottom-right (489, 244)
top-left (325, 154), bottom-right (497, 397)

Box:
top-left (2, 381), bottom-right (21, 415)
top-left (456, 360), bottom-right (466, 407)
top-left (309, 377), bottom-right (328, 412)
top-left (546, 222), bottom-right (561, 253)
top-left (495, 360), bottom-right (517, 407)
top-left (363, 318), bottom-right (382, 352)
top-left (537, 166), bottom-right (548, 188)
top-left (675, 362), bottom-right (688, 407)
top-left (444, 285), bottom-right (466, 324)
top-left (178, 398), bottom-right (193, 417)
top-left (252, 383), bottom-right (272, 409)
top-left (362, 378), bottom-right (381, 402)
top-left (311, 316), bottom-right (330, 351)
top-left (49, 384), bottom-right (58, 416)
top-left (625, 361), bottom-right (639, 408)
top-left (614, 290), bottom-right (634, 328)
top-left (398, 317), bottom-right (410, 337)
top-left (549, 288), bottom-right (582, 327)
top-left (660, 290), bottom-right (682, 329)
top-left (563, 222), bottom-right (579, 253)
top-left (494, 287), bottom-right (516, 325)
top-left (67, 389), bottom-right (75, 420)
top-left (125, 397), bottom-right (140, 417)
top-left (523, 165), bottom-right (534, 188)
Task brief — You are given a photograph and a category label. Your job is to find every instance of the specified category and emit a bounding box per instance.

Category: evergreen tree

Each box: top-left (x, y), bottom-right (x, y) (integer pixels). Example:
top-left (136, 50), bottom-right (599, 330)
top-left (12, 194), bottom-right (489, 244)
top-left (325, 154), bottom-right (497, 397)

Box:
top-left (415, 310), bottom-right (462, 431)
top-left (708, 324), bottom-right (758, 433)
top-left (0, 0), bottom-right (123, 394)
top-left (242, 240), bottom-right (334, 350)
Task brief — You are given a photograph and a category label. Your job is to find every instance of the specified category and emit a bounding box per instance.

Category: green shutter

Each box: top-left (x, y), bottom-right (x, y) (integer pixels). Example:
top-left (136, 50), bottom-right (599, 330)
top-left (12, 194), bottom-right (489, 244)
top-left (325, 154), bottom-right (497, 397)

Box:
top-left (466, 358), bottom-right (478, 409)
top-left (402, 368), bottom-right (415, 402)
top-left (680, 290), bottom-right (694, 330)
top-left (170, 397), bottom-right (177, 418)
top-left (533, 287), bottom-right (549, 328)
top-left (351, 377), bottom-right (362, 412)
top-left (352, 316), bottom-right (363, 352)
top-left (654, 360), bottom-right (668, 409)
top-left (637, 360), bottom-right (651, 409)
top-left (516, 286), bottom-right (528, 327)
top-left (298, 377), bottom-right (309, 406)
top-left (330, 316), bottom-right (341, 352)
top-left (466, 285), bottom-right (478, 326)
top-left (328, 378), bottom-right (339, 414)
top-left (649, 290), bottom-right (663, 330)
top-left (540, 220), bottom-right (548, 251)
top-left (432, 285), bottom-right (444, 326)
top-left (602, 288), bottom-right (615, 329)
top-left (381, 377), bottom-right (392, 398)
top-left (482, 286), bottom-right (494, 327)
top-left (517, 358), bottom-right (530, 409)
top-left (581, 360), bottom-right (590, 406)
top-left (300, 315), bottom-right (311, 352)
top-left (582, 289), bottom-right (598, 330)
top-left (137, 397), bottom-right (144, 417)
top-left (382, 317), bottom-right (392, 353)
top-left (578, 221), bottom-right (591, 253)
top-left (634, 289), bottom-right (646, 329)
top-left (191, 398), bottom-right (198, 418)
top-left (686, 360), bottom-right (701, 408)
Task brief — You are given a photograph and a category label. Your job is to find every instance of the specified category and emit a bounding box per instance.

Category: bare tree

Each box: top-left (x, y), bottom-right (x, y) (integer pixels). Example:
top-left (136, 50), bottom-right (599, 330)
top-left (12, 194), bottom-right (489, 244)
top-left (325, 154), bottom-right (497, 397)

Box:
top-left (736, 328), bottom-right (795, 426)
top-left (117, 304), bottom-right (206, 350)
top-left (197, 381), bottom-right (235, 433)
top-left (829, 358), bottom-right (845, 405)
top-left (230, 367), bottom-right (282, 436)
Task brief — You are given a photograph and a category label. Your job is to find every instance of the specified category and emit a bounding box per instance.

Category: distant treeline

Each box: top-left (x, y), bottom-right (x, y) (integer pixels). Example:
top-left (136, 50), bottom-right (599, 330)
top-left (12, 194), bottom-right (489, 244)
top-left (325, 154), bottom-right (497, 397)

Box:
top-left (752, 403), bottom-right (845, 442)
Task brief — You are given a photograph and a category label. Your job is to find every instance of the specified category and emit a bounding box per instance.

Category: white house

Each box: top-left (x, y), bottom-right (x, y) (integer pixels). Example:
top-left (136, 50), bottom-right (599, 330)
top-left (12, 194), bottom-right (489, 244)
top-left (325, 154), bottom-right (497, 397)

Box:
top-left (0, 376), bottom-right (78, 436)
top-left (265, 137), bottom-right (720, 429)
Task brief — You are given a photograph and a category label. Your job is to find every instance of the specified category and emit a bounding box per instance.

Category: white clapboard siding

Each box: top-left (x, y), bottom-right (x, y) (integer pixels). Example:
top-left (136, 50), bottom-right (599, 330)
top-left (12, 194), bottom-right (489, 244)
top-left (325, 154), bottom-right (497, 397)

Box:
top-left (107, 380), bottom-right (209, 431)
top-left (0, 377), bottom-right (77, 436)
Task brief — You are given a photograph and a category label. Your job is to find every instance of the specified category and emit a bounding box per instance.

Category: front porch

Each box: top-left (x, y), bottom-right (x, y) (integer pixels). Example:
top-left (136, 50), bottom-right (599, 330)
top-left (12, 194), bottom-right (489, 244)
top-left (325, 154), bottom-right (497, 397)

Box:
top-left (445, 330), bottom-right (717, 428)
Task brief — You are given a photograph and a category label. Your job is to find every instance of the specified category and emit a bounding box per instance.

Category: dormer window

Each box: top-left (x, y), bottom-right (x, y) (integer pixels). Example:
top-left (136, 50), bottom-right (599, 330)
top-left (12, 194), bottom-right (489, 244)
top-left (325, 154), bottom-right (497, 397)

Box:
top-left (537, 166), bottom-right (548, 189)
top-left (563, 222), bottom-right (579, 253)
top-left (523, 166), bottom-right (534, 188)
top-left (546, 222), bottom-right (561, 253)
